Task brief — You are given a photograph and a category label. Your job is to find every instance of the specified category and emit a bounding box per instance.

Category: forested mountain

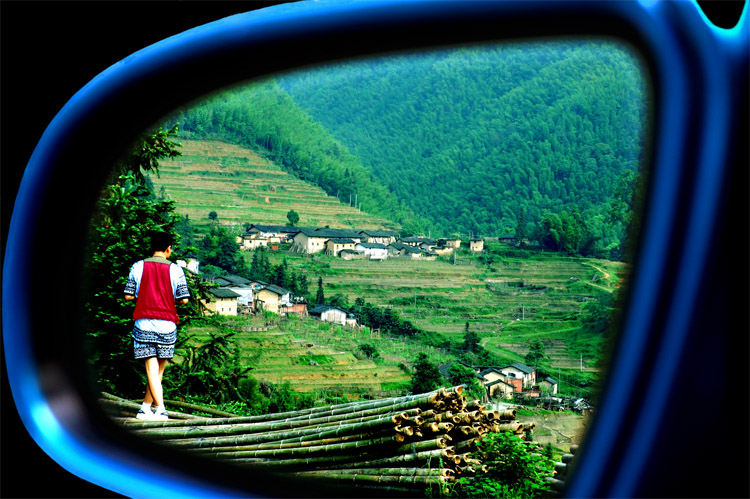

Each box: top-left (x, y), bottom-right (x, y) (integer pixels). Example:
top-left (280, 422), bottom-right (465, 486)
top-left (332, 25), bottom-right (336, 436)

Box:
top-left (166, 81), bottom-right (431, 235)
top-left (277, 40), bottom-right (649, 256)
top-left (168, 39), bottom-right (648, 259)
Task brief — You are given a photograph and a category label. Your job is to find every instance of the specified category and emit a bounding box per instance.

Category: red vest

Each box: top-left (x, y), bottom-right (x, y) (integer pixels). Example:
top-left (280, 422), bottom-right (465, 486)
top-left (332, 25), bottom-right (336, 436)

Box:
top-left (133, 259), bottom-right (179, 324)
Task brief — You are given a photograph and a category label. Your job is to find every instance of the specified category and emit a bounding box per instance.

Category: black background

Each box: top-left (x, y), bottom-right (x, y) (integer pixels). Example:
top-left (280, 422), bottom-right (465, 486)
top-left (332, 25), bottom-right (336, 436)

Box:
top-left (1, 1), bottom-right (746, 498)
top-left (1, 4), bottom-right (284, 497)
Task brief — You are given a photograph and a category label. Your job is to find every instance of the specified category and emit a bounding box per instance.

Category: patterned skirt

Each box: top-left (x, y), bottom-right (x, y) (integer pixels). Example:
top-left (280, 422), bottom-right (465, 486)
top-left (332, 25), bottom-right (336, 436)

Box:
top-left (132, 319), bottom-right (177, 359)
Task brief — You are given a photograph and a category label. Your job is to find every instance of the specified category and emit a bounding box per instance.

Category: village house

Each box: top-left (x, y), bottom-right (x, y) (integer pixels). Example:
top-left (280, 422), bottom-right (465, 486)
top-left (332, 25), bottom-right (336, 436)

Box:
top-left (254, 284), bottom-right (292, 314)
top-left (279, 299), bottom-right (308, 318)
top-left (358, 230), bottom-right (399, 245)
top-left (325, 238), bottom-right (357, 256)
top-left (290, 228), bottom-right (363, 254)
top-left (498, 234), bottom-right (517, 245)
top-left (355, 242), bottom-right (389, 260)
top-left (388, 243), bottom-right (422, 259)
top-left (479, 367), bottom-right (507, 384)
top-left (203, 288), bottom-right (241, 316)
top-left (238, 224), bottom-right (302, 250)
top-left (432, 245), bottom-right (454, 257)
top-left (176, 259), bottom-right (200, 274)
top-left (486, 378), bottom-right (517, 399)
top-left (290, 228), bottom-right (329, 254)
top-left (438, 238), bottom-right (461, 249)
top-left (238, 232), bottom-right (269, 250)
top-left (307, 304), bottom-right (350, 325)
top-left (245, 224), bottom-right (300, 242)
top-left (499, 362), bottom-right (537, 389)
top-left (211, 275), bottom-right (254, 309)
top-left (470, 238), bottom-right (485, 252)
top-left (538, 376), bottom-right (559, 395)
top-left (401, 236), bottom-right (436, 248)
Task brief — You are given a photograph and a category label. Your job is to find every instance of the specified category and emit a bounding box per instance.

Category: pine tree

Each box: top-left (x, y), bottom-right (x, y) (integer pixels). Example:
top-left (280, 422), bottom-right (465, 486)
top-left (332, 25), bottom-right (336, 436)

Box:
top-left (315, 277), bottom-right (325, 305)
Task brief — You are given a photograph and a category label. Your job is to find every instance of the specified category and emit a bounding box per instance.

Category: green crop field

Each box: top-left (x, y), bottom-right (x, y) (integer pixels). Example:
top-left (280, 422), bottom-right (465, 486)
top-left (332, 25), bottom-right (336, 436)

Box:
top-left (179, 316), bottom-right (414, 398)
top-left (258, 244), bottom-right (627, 372)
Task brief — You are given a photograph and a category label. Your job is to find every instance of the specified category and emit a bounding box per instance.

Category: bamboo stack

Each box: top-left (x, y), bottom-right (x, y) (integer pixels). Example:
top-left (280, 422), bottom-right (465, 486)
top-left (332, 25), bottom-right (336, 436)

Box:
top-left (545, 443), bottom-right (578, 497)
top-left (100, 387), bottom-right (536, 496)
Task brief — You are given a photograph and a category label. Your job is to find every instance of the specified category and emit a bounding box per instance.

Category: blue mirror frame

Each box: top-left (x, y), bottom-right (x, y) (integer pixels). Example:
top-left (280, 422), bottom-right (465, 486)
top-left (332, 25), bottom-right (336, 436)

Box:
top-left (3, 1), bottom-right (748, 497)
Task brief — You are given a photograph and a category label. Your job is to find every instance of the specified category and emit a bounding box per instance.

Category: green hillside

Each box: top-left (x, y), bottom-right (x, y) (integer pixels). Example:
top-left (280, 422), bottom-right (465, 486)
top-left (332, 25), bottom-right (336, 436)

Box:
top-left (152, 139), bottom-right (400, 231)
top-left (276, 39), bottom-right (649, 253)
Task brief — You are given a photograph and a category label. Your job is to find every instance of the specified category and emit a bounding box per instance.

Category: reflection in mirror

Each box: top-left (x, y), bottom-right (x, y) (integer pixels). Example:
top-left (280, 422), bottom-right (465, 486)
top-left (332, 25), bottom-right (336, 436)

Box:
top-left (85, 38), bottom-right (649, 496)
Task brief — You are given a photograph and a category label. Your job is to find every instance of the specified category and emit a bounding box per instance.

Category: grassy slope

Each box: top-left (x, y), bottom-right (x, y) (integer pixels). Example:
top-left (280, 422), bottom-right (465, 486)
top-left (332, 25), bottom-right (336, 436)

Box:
top-left (158, 139), bottom-right (627, 398)
top-left (153, 139), bottom-right (400, 231)
top-left (269, 246), bottom-right (626, 372)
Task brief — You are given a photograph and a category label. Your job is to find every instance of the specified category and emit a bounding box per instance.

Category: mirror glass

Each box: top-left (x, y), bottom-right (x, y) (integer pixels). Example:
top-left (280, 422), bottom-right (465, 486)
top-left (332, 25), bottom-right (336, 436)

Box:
top-left (84, 38), bottom-right (650, 494)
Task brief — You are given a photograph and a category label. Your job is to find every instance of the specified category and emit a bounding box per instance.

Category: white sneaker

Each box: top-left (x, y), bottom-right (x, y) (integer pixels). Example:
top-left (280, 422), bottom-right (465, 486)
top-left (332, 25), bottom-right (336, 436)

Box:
top-left (152, 410), bottom-right (168, 421)
top-left (136, 409), bottom-right (153, 420)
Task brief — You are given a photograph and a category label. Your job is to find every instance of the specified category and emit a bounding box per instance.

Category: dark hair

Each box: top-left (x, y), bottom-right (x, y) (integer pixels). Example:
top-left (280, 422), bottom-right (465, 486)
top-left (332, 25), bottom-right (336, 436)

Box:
top-left (149, 231), bottom-right (173, 253)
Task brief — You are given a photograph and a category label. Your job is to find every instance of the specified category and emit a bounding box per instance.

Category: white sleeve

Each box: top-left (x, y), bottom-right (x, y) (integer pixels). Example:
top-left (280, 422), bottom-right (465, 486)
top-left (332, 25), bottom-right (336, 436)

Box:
top-left (171, 264), bottom-right (190, 299)
top-left (124, 260), bottom-right (144, 297)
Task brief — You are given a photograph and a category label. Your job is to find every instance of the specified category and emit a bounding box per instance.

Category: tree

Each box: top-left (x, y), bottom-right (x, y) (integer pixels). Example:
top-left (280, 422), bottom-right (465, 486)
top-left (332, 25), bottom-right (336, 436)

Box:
top-left (315, 277), bottom-right (325, 305)
top-left (208, 210), bottom-right (218, 221)
top-left (286, 209), bottom-right (300, 226)
top-left (446, 363), bottom-right (485, 400)
top-left (198, 225), bottom-right (248, 276)
top-left (449, 432), bottom-right (555, 498)
top-left (516, 206), bottom-right (528, 247)
top-left (524, 340), bottom-right (548, 367)
top-left (356, 343), bottom-right (381, 360)
top-left (462, 330), bottom-right (481, 353)
top-left (410, 353), bottom-right (443, 394)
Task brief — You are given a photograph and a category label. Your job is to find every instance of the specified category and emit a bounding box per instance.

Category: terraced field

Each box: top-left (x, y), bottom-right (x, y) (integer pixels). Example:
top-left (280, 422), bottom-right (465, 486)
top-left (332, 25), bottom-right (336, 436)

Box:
top-left (284, 246), bottom-right (627, 349)
top-left (182, 320), bottom-right (412, 397)
top-left (153, 139), bottom-right (399, 230)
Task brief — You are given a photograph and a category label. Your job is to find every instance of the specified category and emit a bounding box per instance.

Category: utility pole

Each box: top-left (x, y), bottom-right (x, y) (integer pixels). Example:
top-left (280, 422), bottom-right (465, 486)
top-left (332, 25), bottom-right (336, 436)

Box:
top-left (580, 354), bottom-right (583, 371)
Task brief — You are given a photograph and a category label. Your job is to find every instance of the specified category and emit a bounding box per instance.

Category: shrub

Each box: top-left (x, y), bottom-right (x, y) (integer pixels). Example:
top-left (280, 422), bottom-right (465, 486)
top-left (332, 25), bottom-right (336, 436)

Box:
top-left (448, 432), bottom-right (555, 498)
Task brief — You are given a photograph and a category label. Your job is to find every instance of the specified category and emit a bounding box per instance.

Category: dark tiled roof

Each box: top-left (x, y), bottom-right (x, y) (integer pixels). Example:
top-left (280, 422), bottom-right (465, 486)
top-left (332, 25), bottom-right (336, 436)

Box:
top-left (248, 224), bottom-right (304, 234)
top-left (479, 367), bottom-right (504, 377)
top-left (220, 274), bottom-right (252, 286)
top-left (259, 284), bottom-right (291, 296)
top-left (359, 230), bottom-right (399, 237)
top-left (294, 228), bottom-right (361, 239)
top-left (308, 304), bottom-right (347, 315)
top-left (209, 288), bottom-right (241, 298)
top-left (357, 242), bottom-right (388, 249)
top-left (390, 243), bottom-right (421, 253)
top-left (402, 236), bottom-right (436, 244)
top-left (328, 238), bottom-right (356, 244)
top-left (505, 362), bottom-right (535, 374)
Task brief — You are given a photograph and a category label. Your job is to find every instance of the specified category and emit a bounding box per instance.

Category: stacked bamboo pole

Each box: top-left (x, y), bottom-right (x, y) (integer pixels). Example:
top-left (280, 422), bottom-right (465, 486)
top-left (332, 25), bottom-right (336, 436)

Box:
top-left (100, 387), bottom-right (537, 496)
top-left (545, 443), bottom-right (578, 497)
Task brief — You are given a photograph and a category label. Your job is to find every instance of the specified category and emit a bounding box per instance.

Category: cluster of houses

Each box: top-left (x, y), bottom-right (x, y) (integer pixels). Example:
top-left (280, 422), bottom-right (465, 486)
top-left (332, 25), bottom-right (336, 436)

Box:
top-left (441, 361), bottom-right (559, 400)
top-left (440, 360), bottom-right (594, 414)
top-left (236, 224), bottom-right (486, 260)
top-left (190, 270), bottom-right (359, 327)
